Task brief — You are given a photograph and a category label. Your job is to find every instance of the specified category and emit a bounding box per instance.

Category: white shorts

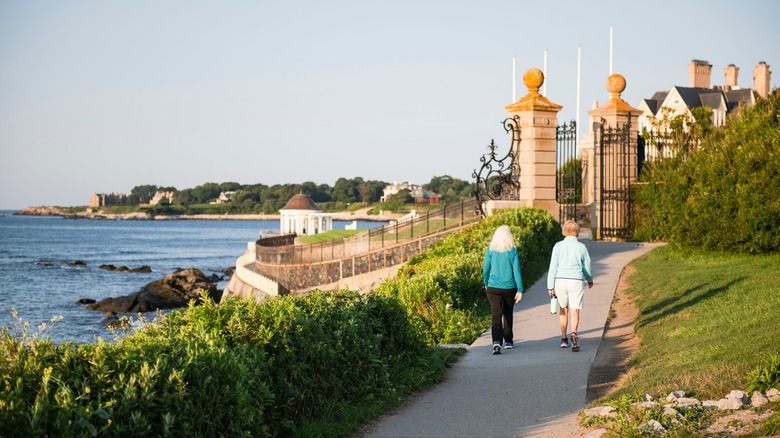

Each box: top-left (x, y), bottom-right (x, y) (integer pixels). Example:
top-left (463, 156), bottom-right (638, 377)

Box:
top-left (554, 278), bottom-right (585, 310)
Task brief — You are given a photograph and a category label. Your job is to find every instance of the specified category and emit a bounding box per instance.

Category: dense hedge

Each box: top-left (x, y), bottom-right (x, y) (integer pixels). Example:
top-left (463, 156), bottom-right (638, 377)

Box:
top-left (633, 88), bottom-right (780, 253)
top-left (376, 208), bottom-right (562, 345)
top-left (0, 292), bottom-right (459, 437)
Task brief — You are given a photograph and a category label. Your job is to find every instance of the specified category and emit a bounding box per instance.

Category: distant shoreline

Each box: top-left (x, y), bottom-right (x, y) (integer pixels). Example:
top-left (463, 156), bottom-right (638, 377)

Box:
top-left (13, 206), bottom-right (402, 222)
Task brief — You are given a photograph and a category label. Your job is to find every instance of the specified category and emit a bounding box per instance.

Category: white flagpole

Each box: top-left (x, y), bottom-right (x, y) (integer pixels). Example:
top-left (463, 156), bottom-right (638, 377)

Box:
top-left (577, 44), bottom-right (582, 141)
top-left (543, 48), bottom-right (548, 97)
top-left (513, 54), bottom-right (517, 102)
top-left (609, 27), bottom-right (613, 75)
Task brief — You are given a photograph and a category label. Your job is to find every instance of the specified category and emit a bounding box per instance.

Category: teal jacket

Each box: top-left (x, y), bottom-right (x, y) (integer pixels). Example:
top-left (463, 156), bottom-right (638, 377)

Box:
top-left (483, 247), bottom-right (524, 292)
top-left (546, 236), bottom-right (593, 289)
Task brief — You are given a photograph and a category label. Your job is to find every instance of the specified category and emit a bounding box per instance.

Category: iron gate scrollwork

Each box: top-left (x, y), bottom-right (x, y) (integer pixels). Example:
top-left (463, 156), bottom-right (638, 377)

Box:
top-left (595, 116), bottom-right (633, 240)
top-left (472, 116), bottom-right (521, 216)
top-left (556, 120), bottom-right (578, 224)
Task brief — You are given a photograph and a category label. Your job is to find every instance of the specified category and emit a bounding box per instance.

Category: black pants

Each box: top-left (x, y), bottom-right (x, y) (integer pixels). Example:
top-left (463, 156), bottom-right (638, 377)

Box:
top-left (485, 286), bottom-right (517, 345)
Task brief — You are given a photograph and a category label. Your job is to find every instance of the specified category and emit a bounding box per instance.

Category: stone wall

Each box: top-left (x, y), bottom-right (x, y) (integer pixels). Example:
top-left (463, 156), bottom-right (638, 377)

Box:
top-left (254, 226), bottom-right (469, 294)
top-left (221, 242), bottom-right (290, 303)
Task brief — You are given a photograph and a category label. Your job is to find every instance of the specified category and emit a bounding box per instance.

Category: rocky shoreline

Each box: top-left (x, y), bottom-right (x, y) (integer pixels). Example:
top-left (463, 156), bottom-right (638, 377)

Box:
top-left (14, 206), bottom-right (401, 222)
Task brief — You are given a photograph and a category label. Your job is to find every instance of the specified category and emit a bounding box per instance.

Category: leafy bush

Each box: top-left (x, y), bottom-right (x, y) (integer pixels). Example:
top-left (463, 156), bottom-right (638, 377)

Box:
top-left (746, 354), bottom-right (780, 393)
top-left (375, 208), bottom-right (561, 345)
top-left (0, 291), bottom-right (459, 437)
top-left (633, 89), bottom-right (780, 253)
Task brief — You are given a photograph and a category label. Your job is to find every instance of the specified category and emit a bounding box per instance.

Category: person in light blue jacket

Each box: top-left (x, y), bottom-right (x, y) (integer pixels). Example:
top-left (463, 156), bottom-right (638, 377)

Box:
top-left (547, 220), bottom-right (593, 352)
top-left (483, 225), bottom-right (524, 355)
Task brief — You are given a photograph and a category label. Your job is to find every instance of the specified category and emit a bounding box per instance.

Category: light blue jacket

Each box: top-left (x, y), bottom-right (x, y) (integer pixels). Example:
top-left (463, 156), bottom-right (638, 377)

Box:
top-left (483, 247), bottom-right (523, 292)
top-left (547, 236), bottom-right (593, 289)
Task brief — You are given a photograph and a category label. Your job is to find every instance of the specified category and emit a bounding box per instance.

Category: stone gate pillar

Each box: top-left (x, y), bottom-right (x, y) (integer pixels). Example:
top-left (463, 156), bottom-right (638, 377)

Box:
top-left (587, 74), bottom-right (642, 240)
top-left (499, 68), bottom-right (563, 219)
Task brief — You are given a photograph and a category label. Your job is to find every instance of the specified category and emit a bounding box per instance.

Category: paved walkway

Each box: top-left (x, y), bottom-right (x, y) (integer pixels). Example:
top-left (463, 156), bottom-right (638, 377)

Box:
top-left (358, 236), bottom-right (663, 438)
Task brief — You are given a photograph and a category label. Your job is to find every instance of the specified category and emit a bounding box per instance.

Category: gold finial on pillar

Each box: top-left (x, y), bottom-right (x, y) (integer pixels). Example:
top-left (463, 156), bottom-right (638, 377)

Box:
top-left (606, 74), bottom-right (626, 98)
top-left (590, 73), bottom-right (639, 113)
top-left (506, 68), bottom-right (562, 112)
top-left (523, 68), bottom-right (545, 94)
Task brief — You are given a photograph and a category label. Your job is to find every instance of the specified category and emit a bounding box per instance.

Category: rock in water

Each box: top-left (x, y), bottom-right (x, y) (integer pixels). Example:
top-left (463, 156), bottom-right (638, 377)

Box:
top-left (87, 268), bottom-right (219, 313)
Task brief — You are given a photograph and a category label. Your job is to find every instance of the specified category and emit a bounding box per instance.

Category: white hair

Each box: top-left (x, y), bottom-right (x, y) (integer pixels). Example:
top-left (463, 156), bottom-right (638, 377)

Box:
top-left (489, 225), bottom-right (516, 252)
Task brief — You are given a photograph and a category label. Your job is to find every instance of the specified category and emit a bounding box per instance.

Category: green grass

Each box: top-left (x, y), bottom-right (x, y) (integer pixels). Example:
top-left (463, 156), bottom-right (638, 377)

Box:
top-left (372, 218), bottom-right (451, 241)
top-left (96, 205), bottom-right (145, 214)
top-left (298, 229), bottom-right (363, 243)
top-left (605, 245), bottom-right (780, 402)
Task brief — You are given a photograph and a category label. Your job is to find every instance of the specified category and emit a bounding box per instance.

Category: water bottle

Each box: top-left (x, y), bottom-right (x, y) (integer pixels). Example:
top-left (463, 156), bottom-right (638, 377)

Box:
top-left (550, 294), bottom-right (559, 314)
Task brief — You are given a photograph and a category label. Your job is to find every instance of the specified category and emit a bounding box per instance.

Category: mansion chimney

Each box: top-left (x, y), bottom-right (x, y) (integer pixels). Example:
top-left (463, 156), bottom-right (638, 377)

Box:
top-left (753, 61), bottom-right (772, 99)
top-left (689, 59), bottom-right (712, 88)
top-left (724, 64), bottom-right (739, 89)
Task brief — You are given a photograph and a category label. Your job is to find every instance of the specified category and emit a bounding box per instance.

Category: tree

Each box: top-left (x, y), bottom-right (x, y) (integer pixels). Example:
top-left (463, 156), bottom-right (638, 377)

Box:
top-left (386, 189), bottom-right (412, 204)
top-left (301, 181), bottom-right (332, 202)
top-left (262, 198), bottom-right (280, 214)
top-left (232, 190), bottom-right (259, 204)
top-left (556, 158), bottom-right (582, 204)
top-left (423, 175), bottom-right (471, 203)
top-left (190, 182), bottom-right (221, 203)
top-left (219, 182), bottom-right (241, 192)
top-left (331, 178), bottom-right (359, 203)
top-left (358, 180), bottom-right (386, 203)
top-left (174, 188), bottom-right (194, 203)
top-left (633, 89), bottom-right (780, 253)
top-left (128, 185), bottom-right (159, 205)
top-left (690, 106), bottom-right (714, 138)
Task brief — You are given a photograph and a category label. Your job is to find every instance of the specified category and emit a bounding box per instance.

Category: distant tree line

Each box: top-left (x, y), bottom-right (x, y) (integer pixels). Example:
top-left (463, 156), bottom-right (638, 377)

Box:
top-left (125, 176), bottom-right (473, 214)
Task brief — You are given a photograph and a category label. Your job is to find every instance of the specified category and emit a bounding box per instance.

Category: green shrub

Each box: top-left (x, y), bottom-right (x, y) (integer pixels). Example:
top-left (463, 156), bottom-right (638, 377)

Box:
top-left (633, 89), bottom-right (780, 253)
top-left (376, 208), bottom-right (561, 345)
top-left (746, 354), bottom-right (780, 393)
top-left (0, 291), bottom-right (457, 437)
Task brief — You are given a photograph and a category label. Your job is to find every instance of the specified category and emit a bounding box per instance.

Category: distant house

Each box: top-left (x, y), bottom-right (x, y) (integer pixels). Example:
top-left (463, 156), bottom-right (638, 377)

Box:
top-left (215, 191), bottom-right (237, 204)
top-left (638, 59), bottom-right (772, 132)
top-left (381, 182), bottom-right (419, 202)
top-left (409, 187), bottom-right (440, 204)
top-left (279, 194), bottom-right (334, 236)
top-left (381, 181), bottom-right (439, 203)
top-left (89, 192), bottom-right (127, 207)
top-left (149, 191), bottom-right (175, 206)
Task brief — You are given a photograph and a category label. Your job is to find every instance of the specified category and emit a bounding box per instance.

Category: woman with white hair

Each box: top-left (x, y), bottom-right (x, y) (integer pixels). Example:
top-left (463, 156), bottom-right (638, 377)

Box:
top-left (482, 225), bottom-right (524, 355)
top-left (547, 220), bottom-right (593, 352)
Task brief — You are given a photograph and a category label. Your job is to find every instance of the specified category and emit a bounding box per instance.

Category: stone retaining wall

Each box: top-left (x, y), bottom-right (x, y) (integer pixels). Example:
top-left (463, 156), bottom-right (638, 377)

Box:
top-left (221, 243), bottom-right (289, 303)
top-left (255, 226), bottom-right (470, 294)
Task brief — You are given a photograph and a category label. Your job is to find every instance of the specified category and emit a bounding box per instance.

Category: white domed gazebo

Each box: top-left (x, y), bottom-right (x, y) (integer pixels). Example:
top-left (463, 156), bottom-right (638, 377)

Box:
top-left (279, 194), bottom-right (334, 236)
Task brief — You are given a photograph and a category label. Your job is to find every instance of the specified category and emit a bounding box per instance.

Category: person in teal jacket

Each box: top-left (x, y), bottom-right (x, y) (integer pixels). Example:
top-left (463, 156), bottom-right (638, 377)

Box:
top-left (547, 220), bottom-right (593, 352)
top-left (483, 225), bottom-right (524, 355)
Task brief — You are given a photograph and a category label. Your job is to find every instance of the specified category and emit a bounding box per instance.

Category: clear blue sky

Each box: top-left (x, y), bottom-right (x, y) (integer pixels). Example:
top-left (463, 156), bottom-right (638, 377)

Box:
top-left (1, 0), bottom-right (778, 209)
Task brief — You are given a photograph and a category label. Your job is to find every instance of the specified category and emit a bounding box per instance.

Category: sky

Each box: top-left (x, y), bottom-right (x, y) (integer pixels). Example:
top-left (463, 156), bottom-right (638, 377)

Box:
top-left (1, 1), bottom-right (778, 209)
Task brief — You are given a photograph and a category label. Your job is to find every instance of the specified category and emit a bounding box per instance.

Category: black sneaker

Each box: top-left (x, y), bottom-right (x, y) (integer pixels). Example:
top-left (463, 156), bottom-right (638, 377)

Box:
top-left (504, 341), bottom-right (514, 349)
top-left (571, 333), bottom-right (580, 352)
top-left (560, 338), bottom-right (569, 348)
top-left (492, 343), bottom-right (502, 355)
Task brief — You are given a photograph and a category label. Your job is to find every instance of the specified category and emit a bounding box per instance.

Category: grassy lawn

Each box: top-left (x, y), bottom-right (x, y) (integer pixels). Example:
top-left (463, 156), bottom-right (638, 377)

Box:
top-left (609, 245), bottom-right (780, 401)
top-left (298, 229), bottom-right (364, 243)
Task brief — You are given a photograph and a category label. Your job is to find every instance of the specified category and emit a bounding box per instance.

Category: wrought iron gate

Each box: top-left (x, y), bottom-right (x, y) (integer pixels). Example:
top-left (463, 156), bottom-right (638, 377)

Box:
top-left (556, 121), bottom-right (578, 224)
top-left (594, 116), bottom-right (634, 240)
top-left (472, 116), bottom-right (521, 216)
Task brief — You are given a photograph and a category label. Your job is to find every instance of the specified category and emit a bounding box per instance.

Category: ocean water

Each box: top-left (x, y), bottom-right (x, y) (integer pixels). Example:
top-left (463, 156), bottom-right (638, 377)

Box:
top-left (0, 211), bottom-right (382, 344)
